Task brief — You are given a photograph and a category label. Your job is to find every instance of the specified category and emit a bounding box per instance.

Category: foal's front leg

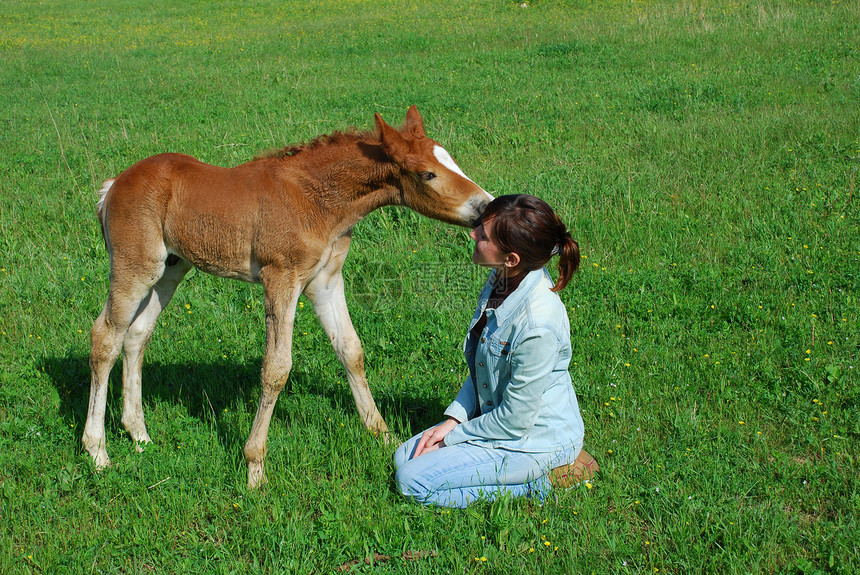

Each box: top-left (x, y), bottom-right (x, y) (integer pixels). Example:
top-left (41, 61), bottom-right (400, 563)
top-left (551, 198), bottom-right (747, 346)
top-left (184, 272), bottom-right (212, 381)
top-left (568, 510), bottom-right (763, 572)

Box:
top-left (304, 236), bottom-right (390, 438)
top-left (243, 269), bottom-right (300, 489)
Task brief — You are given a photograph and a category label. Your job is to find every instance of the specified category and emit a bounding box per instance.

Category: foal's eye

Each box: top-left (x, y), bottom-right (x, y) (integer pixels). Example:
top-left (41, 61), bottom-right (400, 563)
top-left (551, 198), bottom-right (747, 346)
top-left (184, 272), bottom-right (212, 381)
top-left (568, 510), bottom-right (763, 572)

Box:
top-left (420, 172), bottom-right (436, 181)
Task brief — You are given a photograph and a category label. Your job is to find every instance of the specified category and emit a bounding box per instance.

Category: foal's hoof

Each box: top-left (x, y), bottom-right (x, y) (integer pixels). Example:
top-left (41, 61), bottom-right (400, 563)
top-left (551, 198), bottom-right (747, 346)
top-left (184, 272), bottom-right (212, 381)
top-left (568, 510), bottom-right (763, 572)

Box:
top-left (247, 462), bottom-right (268, 489)
top-left (92, 452), bottom-right (112, 471)
top-left (384, 433), bottom-right (401, 447)
top-left (134, 438), bottom-right (153, 453)
top-left (378, 430), bottom-right (400, 447)
top-left (83, 439), bottom-right (112, 471)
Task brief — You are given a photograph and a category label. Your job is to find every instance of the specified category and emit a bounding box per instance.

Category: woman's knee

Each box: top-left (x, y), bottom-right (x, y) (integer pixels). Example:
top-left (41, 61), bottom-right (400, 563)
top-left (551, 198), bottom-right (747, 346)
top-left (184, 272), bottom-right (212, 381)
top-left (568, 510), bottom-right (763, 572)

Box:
top-left (393, 441), bottom-right (415, 470)
top-left (394, 462), bottom-right (431, 502)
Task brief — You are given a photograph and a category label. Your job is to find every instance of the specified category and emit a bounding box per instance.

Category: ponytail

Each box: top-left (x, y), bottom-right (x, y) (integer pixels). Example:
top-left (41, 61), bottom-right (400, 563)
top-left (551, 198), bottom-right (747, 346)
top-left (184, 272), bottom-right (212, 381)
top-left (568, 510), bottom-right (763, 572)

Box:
top-left (551, 231), bottom-right (580, 292)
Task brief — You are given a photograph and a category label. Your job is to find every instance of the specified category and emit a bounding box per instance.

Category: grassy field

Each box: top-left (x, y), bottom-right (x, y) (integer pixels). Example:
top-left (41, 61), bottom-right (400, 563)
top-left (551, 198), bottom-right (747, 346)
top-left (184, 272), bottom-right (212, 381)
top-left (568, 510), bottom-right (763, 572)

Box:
top-left (1, 0), bottom-right (858, 572)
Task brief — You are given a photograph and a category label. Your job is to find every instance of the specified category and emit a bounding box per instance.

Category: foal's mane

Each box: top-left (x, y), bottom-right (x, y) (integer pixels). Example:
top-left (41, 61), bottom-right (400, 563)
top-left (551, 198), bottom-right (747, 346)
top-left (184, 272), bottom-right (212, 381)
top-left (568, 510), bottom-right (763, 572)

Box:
top-left (254, 129), bottom-right (378, 161)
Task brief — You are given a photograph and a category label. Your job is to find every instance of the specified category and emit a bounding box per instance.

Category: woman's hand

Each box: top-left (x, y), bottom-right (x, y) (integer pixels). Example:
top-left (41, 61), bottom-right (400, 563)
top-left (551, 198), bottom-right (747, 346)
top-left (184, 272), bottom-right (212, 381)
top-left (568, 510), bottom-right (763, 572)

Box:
top-left (413, 418), bottom-right (460, 458)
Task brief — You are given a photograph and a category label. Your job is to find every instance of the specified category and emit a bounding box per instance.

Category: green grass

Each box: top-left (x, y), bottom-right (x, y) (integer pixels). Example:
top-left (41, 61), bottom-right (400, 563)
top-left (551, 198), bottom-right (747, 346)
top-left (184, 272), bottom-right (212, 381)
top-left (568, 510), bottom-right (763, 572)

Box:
top-left (1, 0), bottom-right (858, 572)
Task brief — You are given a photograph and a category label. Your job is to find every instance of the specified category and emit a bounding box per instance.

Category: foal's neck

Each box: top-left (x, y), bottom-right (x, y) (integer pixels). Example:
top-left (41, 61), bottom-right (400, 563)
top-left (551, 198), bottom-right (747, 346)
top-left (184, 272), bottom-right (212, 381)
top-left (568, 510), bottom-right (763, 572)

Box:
top-left (276, 134), bottom-right (404, 230)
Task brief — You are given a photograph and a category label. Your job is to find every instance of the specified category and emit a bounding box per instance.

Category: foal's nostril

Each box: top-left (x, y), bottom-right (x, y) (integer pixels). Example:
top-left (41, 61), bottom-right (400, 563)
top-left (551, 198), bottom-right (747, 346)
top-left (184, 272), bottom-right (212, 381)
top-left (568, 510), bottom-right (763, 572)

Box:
top-left (474, 197), bottom-right (492, 217)
top-left (469, 207), bottom-right (487, 228)
top-left (460, 191), bottom-right (493, 227)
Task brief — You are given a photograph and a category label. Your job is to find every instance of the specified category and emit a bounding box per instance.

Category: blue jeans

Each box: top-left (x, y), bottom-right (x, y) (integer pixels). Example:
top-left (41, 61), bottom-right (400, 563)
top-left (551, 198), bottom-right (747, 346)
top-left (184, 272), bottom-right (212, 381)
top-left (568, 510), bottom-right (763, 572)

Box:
top-left (394, 432), bottom-right (582, 508)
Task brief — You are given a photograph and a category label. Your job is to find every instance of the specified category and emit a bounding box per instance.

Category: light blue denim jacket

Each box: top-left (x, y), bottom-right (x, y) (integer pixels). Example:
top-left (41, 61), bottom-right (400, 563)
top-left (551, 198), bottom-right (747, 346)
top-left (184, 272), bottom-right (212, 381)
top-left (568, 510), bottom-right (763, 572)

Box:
top-left (443, 267), bottom-right (585, 453)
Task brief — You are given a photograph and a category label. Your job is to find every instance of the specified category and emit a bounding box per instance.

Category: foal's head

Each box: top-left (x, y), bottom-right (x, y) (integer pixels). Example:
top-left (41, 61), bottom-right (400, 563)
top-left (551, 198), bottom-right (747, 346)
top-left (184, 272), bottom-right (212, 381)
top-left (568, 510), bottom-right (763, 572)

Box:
top-left (376, 106), bottom-right (492, 227)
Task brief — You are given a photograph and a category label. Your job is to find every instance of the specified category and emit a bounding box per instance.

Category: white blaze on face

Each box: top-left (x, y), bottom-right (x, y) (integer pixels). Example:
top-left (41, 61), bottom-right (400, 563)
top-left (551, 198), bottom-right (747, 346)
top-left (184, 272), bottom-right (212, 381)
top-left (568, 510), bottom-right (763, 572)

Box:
top-left (433, 145), bottom-right (474, 183)
top-left (432, 145), bottom-right (493, 223)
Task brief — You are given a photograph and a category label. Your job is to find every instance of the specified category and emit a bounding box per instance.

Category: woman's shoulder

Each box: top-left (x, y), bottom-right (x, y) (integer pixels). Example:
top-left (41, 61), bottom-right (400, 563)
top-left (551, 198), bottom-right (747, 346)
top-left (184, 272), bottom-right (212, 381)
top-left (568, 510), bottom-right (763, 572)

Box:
top-left (526, 269), bottom-right (566, 306)
top-left (516, 274), bottom-right (569, 333)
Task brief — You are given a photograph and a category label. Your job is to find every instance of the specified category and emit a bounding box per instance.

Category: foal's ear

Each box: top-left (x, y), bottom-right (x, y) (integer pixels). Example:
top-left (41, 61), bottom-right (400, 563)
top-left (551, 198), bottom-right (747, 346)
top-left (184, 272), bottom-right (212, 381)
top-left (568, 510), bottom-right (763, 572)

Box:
top-left (376, 112), bottom-right (408, 156)
top-left (403, 105), bottom-right (426, 139)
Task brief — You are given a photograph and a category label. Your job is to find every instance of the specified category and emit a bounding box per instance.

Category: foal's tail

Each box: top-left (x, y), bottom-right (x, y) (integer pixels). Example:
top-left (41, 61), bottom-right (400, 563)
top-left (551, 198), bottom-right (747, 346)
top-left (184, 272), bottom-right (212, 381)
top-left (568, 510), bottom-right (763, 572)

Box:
top-left (96, 178), bottom-right (115, 241)
top-left (96, 179), bottom-right (114, 227)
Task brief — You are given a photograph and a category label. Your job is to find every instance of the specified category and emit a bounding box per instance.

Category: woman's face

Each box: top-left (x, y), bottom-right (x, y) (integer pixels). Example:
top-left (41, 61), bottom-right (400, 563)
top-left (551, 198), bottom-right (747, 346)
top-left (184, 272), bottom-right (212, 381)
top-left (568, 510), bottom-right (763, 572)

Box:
top-left (469, 218), bottom-right (509, 270)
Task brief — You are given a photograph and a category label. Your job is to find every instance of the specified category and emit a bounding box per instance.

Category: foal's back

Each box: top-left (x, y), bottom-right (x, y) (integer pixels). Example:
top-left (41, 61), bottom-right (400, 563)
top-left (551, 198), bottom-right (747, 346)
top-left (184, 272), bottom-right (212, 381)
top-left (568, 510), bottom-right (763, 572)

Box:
top-left (104, 152), bottom-right (328, 283)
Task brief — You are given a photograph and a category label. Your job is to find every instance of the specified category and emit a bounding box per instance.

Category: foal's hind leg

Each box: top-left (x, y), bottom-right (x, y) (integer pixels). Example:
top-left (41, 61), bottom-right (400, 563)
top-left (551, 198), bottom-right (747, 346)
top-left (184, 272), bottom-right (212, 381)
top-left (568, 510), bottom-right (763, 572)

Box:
top-left (83, 260), bottom-right (166, 469)
top-left (121, 258), bottom-right (192, 449)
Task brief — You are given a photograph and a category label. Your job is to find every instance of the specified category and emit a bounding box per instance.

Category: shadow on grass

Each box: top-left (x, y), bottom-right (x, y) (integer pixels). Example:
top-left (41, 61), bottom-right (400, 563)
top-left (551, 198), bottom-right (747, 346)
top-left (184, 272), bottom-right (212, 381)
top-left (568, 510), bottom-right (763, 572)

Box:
top-left (39, 352), bottom-right (445, 457)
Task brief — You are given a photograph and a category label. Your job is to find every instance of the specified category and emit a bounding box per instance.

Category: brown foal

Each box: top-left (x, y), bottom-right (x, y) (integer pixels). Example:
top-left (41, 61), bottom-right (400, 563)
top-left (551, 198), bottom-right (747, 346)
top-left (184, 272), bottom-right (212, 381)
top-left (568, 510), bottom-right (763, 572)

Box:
top-left (82, 106), bottom-right (492, 488)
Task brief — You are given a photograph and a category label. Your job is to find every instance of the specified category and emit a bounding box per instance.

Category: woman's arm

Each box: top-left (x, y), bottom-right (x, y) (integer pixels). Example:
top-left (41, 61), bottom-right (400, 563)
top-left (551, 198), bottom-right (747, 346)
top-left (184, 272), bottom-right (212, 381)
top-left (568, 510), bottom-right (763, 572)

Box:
top-left (443, 374), bottom-right (478, 423)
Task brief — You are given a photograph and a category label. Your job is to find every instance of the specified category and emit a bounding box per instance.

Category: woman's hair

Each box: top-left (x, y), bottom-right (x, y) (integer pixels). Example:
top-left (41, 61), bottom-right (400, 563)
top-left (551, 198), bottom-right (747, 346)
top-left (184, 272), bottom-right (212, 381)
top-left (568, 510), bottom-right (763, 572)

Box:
top-left (480, 194), bottom-right (580, 292)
